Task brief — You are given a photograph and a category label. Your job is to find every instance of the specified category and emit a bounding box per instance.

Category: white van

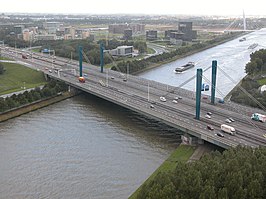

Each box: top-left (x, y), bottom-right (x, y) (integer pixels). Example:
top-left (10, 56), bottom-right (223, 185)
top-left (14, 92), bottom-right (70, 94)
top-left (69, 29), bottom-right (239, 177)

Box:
top-left (221, 124), bottom-right (236, 135)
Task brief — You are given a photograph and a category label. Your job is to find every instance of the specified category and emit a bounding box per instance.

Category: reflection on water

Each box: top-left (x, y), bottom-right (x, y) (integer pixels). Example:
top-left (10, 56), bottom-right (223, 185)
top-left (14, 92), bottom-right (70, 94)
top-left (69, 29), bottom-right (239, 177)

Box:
top-left (0, 94), bottom-right (181, 199)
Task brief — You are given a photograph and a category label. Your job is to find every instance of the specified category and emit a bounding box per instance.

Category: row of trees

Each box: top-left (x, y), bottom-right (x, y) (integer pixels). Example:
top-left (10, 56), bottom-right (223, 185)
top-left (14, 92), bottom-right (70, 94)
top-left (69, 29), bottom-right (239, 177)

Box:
top-left (0, 80), bottom-right (68, 113)
top-left (230, 77), bottom-right (266, 108)
top-left (137, 146), bottom-right (266, 199)
top-left (245, 49), bottom-right (266, 75)
top-left (231, 49), bottom-right (266, 108)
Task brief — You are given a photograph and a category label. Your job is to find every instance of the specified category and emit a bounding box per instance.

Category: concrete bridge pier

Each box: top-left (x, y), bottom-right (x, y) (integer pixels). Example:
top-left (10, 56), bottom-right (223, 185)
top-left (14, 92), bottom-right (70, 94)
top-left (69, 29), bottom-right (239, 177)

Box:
top-left (181, 134), bottom-right (204, 146)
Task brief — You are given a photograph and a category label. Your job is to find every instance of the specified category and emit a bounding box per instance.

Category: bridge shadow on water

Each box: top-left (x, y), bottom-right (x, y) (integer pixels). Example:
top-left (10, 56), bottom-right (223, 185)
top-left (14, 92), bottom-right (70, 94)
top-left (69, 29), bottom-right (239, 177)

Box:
top-left (79, 93), bottom-right (183, 145)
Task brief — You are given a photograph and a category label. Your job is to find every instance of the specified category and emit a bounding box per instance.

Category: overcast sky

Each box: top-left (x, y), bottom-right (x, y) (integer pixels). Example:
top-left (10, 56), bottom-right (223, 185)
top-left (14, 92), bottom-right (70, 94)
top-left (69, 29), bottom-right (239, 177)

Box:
top-left (1, 0), bottom-right (265, 16)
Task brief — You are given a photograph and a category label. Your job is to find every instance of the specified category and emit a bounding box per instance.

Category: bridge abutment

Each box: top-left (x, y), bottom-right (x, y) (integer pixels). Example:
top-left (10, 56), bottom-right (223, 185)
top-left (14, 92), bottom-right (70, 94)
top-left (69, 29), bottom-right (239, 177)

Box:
top-left (181, 134), bottom-right (204, 146)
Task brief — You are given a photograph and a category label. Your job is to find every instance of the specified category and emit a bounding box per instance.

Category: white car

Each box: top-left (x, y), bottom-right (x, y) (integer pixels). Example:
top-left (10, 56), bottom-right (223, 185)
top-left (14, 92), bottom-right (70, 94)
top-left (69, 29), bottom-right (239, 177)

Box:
top-left (205, 114), bottom-right (211, 119)
top-left (172, 100), bottom-right (178, 104)
top-left (160, 96), bottom-right (166, 102)
top-left (225, 119), bottom-right (231, 123)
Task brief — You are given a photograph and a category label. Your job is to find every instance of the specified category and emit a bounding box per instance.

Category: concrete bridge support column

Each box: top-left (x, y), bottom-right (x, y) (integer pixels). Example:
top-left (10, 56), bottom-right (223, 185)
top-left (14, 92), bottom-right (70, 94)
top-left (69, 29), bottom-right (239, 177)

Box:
top-left (43, 73), bottom-right (49, 81)
top-left (181, 134), bottom-right (204, 145)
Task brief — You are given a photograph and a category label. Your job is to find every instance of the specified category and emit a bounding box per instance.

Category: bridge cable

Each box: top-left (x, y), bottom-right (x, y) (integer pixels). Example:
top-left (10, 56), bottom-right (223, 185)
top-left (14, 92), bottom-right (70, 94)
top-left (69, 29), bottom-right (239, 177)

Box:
top-left (218, 66), bottom-right (266, 112)
top-left (200, 74), bottom-right (264, 133)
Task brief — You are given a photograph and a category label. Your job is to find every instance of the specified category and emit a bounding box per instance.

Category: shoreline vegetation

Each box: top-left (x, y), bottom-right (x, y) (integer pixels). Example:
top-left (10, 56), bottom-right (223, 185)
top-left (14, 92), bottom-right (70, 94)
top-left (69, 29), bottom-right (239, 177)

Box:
top-left (129, 145), bottom-right (196, 199)
top-left (0, 91), bottom-right (76, 122)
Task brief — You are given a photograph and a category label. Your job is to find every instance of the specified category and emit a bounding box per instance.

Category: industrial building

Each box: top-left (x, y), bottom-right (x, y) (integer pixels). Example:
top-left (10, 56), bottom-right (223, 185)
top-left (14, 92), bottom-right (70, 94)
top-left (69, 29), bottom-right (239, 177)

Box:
top-left (124, 29), bottom-right (133, 40)
top-left (178, 21), bottom-right (197, 41)
top-left (107, 46), bottom-right (134, 57)
top-left (165, 22), bottom-right (197, 44)
top-left (108, 23), bottom-right (145, 34)
top-left (146, 30), bottom-right (157, 40)
top-left (43, 22), bottom-right (61, 34)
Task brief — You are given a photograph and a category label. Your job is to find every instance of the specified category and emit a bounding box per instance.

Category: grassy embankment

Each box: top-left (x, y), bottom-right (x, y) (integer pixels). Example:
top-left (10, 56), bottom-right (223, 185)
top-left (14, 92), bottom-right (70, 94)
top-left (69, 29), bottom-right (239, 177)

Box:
top-left (0, 59), bottom-right (46, 95)
top-left (129, 145), bottom-right (196, 199)
top-left (258, 78), bottom-right (266, 85)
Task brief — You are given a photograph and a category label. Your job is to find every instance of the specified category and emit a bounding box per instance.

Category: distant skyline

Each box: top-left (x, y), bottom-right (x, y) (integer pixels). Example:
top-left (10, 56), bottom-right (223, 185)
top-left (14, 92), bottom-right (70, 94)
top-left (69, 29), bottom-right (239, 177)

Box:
top-left (1, 0), bottom-right (265, 16)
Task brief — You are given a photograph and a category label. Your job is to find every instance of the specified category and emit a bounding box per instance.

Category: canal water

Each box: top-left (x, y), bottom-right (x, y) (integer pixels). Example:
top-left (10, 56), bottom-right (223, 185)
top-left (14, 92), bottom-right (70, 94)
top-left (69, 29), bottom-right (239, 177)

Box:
top-left (139, 29), bottom-right (266, 98)
top-left (0, 94), bottom-right (180, 199)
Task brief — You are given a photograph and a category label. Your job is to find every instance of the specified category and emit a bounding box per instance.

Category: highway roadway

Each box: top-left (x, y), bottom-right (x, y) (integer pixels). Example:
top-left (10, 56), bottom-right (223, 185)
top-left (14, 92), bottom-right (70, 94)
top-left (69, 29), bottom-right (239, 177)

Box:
top-left (1, 46), bottom-right (266, 149)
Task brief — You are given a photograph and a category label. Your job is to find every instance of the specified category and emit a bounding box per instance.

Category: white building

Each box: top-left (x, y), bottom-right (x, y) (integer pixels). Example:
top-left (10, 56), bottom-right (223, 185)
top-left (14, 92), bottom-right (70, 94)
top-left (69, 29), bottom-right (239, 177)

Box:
top-left (108, 46), bottom-right (133, 57)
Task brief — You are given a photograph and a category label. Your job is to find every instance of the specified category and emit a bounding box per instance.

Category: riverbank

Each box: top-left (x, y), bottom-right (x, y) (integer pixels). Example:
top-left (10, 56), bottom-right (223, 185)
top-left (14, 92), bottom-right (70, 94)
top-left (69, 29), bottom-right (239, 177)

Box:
top-left (129, 144), bottom-right (196, 199)
top-left (0, 91), bottom-right (77, 122)
top-left (133, 32), bottom-right (247, 75)
top-left (129, 142), bottom-right (218, 198)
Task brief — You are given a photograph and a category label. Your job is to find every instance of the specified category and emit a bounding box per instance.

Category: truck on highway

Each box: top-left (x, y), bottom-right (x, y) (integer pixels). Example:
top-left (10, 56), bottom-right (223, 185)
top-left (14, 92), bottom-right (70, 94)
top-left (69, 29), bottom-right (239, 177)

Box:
top-left (22, 54), bottom-right (28, 59)
top-left (251, 113), bottom-right (266, 123)
top-left (221, 124), bottom-right (236, 135)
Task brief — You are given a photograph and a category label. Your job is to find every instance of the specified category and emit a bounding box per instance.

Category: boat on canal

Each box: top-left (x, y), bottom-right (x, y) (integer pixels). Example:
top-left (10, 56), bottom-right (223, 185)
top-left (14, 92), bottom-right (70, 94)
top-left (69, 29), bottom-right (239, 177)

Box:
top-left (175, 62), bottom-right (195, 73)
top-left (248, 43), bottom-right (258, 49)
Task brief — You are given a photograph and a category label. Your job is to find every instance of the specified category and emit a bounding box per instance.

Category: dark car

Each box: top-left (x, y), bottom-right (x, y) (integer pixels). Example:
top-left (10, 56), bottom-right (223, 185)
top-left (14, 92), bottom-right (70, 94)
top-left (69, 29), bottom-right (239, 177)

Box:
top-left (207, 112), bottom-right (212, 116)
top-left (207, 125), bottom-right (214, 130)
top-left (229, 117), bottom-right (235, 122)
top-left (217, 132), bottom-right (224, 137)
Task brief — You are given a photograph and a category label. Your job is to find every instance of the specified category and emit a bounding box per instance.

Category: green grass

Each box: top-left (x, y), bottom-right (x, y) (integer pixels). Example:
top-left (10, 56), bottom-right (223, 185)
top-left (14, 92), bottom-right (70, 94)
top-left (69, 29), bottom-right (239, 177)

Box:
top-left (257, 77), bottom-right (266, 85)
top-left (0, 62), bottom-right (46, 95)
top-left (129, 145), bottom-right (196, 199)
top-left (0, 57), bottom-right (12, 60)
top-left (147, 47), bottom-right (156, 54)
top-left (31, 48), bottom-right (41, 53)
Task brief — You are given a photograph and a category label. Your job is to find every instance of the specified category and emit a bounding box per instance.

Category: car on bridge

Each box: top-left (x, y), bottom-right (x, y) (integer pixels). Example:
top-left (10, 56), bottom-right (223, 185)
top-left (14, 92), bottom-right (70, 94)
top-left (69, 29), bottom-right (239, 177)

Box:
top-left (205, 114), bottom-right (211, 119)
top-left (160, 96), bottom-right (166, 102)
top-left (207, 125), bottom-right (214, 130)
top-left (216, 132), bottom-right (224, 137)
top-left (228, 117), bottom-right (235, 122)
top-left (207, 112), bottom-right (212, 116)
top-left (225, 119), bottom-right (231, 123)
top-left (172, 100), bottom-right (178, 104)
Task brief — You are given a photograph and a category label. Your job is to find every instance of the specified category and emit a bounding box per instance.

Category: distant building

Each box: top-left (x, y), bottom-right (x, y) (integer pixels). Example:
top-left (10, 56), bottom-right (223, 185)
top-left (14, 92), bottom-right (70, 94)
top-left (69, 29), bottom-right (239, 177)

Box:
top-left (109, 23), bottom-right (145, 34)
top-left (35, 34), bottom-right (56, 41)
top-left (14, 25), bottom-right (25, 35)
top-left (124, 29), bottom-right (133, 40)
top-left (43, 22), bottom-right (60, 34)
top-left (129, 24), bottom-right (145, 34)
top-left (22, 29), bottom-right (30, 41)
top-left (108, 46), bottom-right (134, 57)
top-left (165, 29), bottom-right (178, 39)
top-left (109, 24), bottom-right (128, 34)
top-left (64, 27), bottom-right (75, 39)
top-left (146, 30), bottom-right (157, 40)
top-left (169, 31), bottom-right (184, 45)
top-left (178, 21), bottom-right (197, 41)
top-left (81, 30), bottom-right (90, 39)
